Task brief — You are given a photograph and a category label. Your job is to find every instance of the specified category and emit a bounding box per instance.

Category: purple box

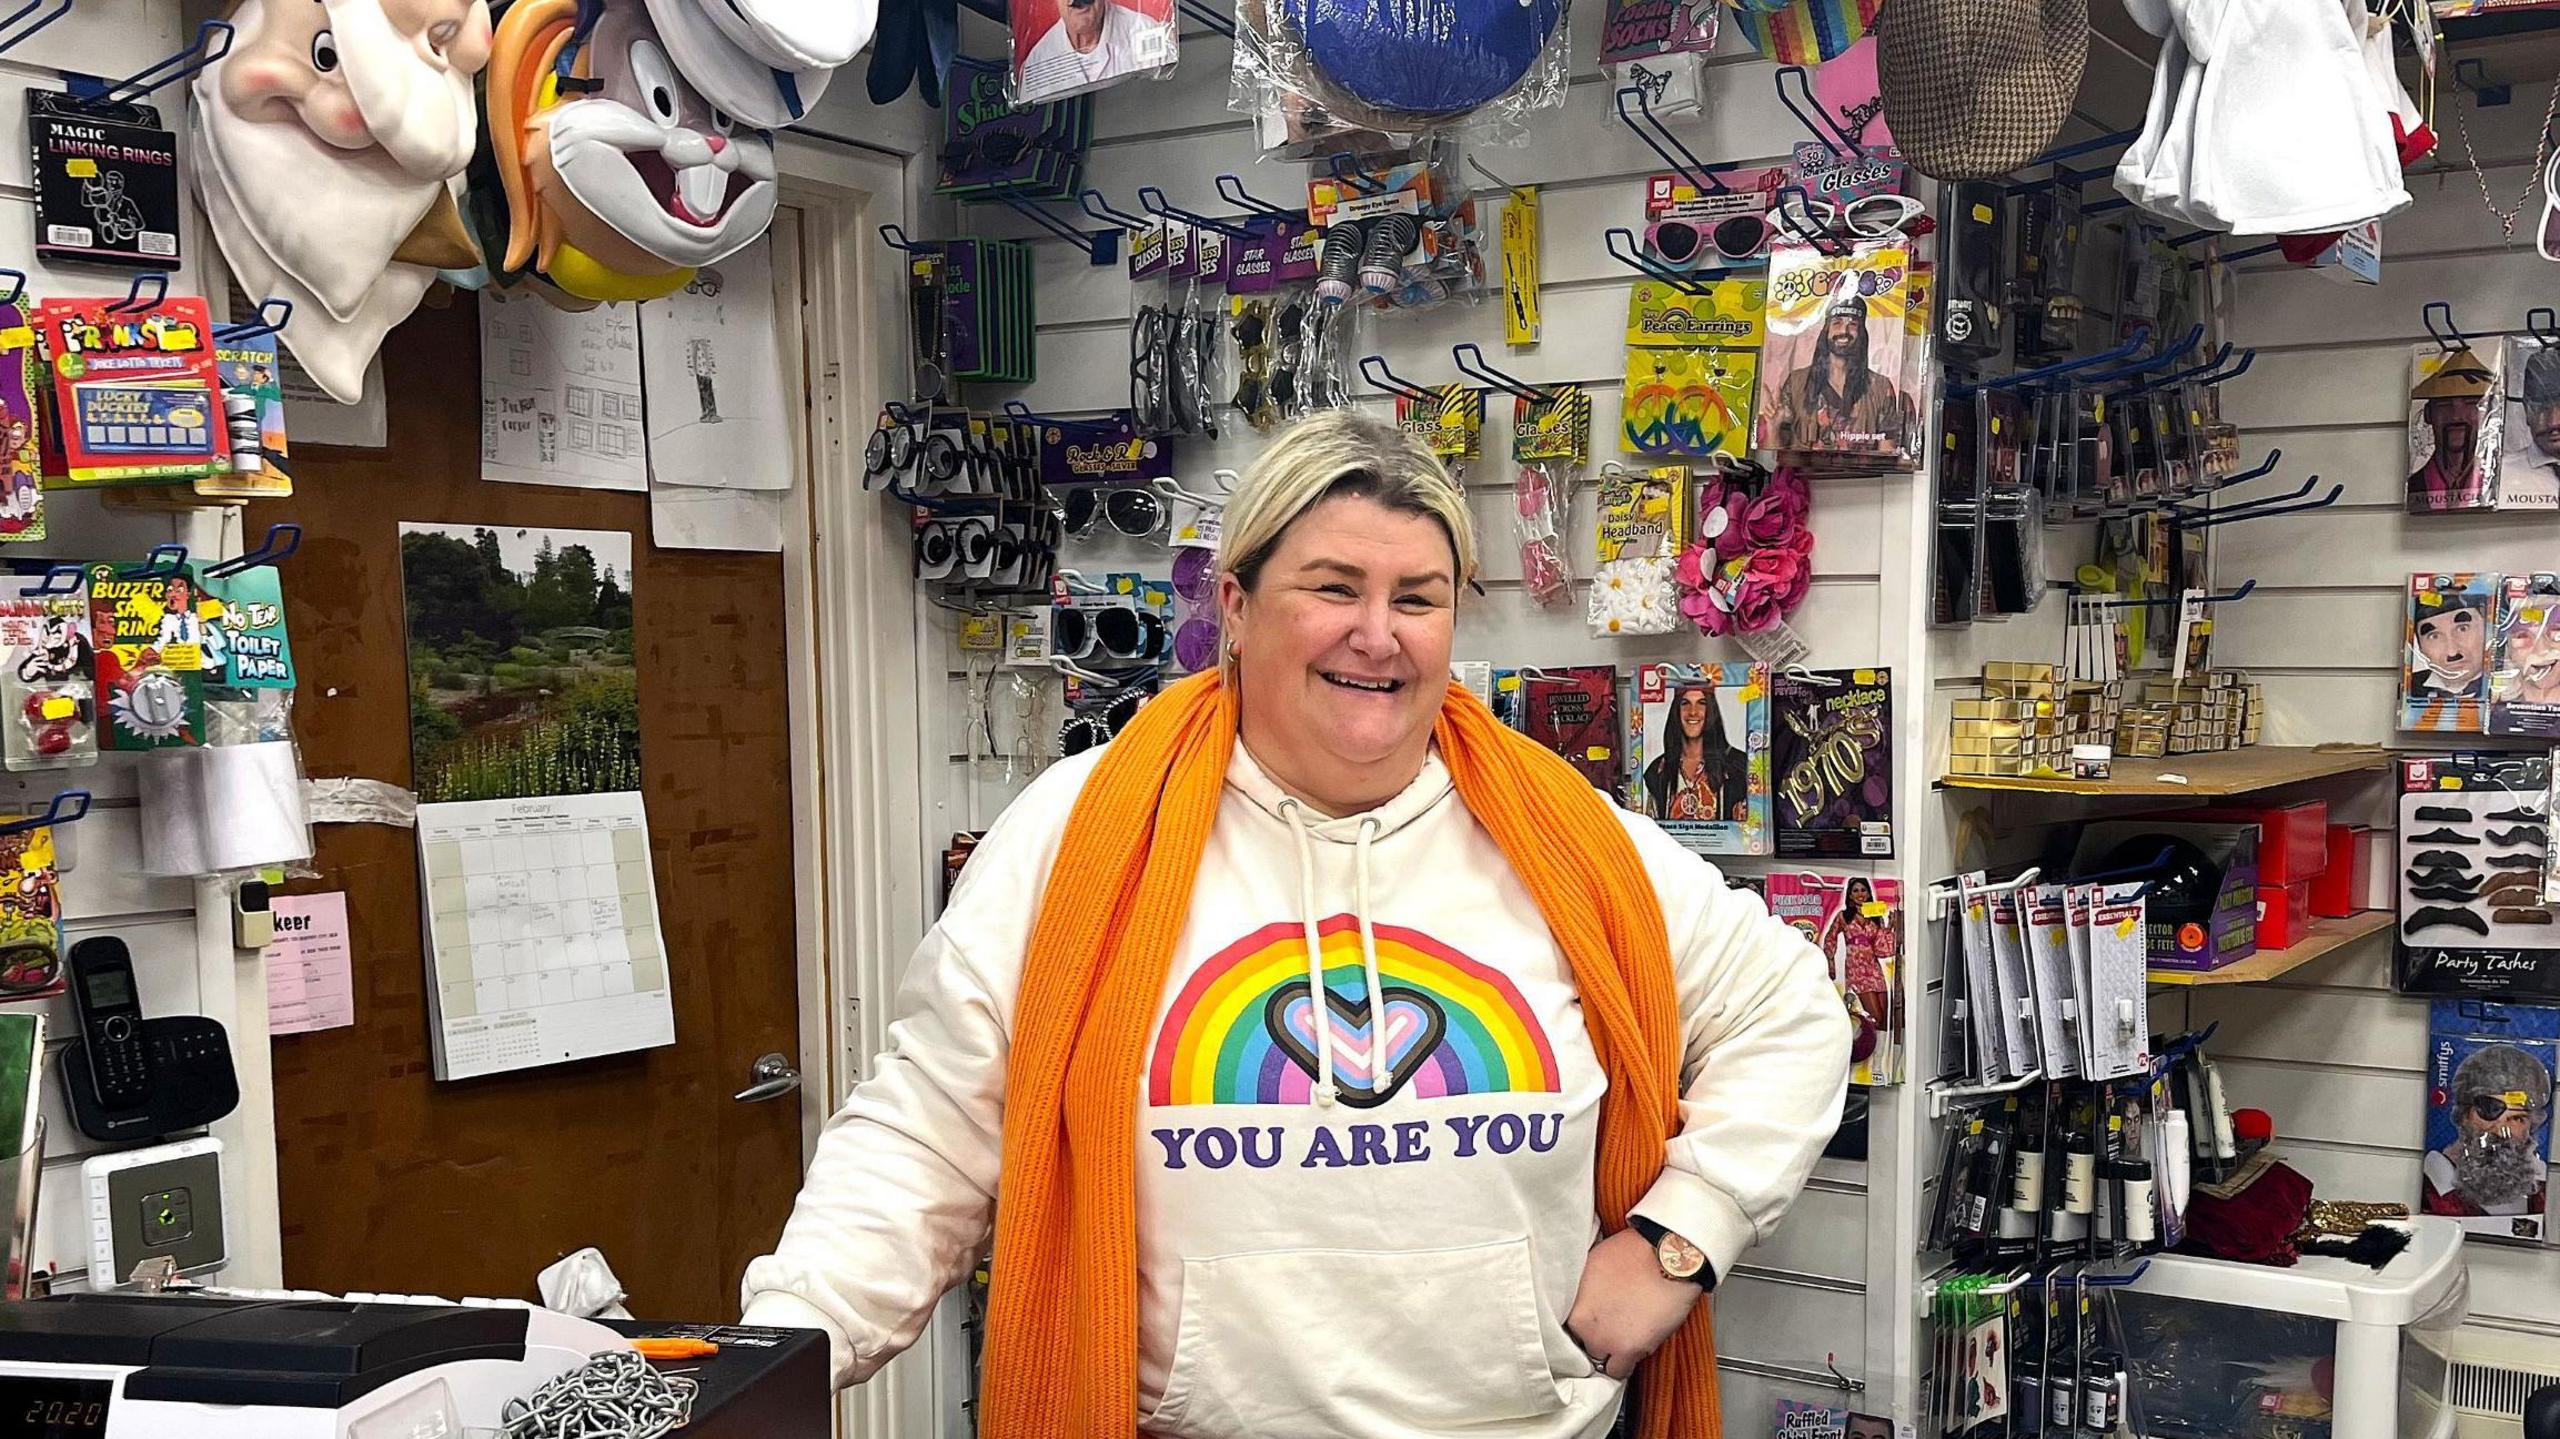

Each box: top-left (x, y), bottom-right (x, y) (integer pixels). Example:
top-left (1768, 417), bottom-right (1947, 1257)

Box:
top-left (2071, 819), bottom-right (2261, 973)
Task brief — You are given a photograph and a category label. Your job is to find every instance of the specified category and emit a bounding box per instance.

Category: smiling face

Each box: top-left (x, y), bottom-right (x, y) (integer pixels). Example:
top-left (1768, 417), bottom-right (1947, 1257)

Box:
top-left (2418, 604), bottom-right (2485, 684)
top-left (1677, 688), bottom-right (1708, 741)
top-left (534, 0), bottom-right (779, 275)
top-left (1219, 495), bottom-right (1457, 814)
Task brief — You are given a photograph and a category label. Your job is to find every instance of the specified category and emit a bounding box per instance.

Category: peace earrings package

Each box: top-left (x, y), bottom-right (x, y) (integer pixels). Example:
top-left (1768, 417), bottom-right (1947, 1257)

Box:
top-left (1621, 278), bottom-right (1763, 459)
top-left (1631, 660), bottom-right (1770, 855)
top-left (0, 588), bottom-right (93, 770)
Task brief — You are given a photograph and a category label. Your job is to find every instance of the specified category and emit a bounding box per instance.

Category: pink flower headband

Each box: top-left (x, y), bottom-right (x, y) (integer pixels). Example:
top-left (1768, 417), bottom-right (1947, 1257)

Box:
top-left (1677, 464), bottom-right (1815, 637)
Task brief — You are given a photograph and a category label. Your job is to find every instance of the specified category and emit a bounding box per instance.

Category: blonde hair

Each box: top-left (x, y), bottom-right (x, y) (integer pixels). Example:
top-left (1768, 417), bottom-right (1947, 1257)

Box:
top-left (1217, 412), bottom-right (1478, 622)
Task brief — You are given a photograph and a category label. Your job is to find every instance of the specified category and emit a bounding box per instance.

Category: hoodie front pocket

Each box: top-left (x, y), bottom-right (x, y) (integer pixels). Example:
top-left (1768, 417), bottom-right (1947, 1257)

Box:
top-left (1147, 1237), bottom-right (1561, 1437)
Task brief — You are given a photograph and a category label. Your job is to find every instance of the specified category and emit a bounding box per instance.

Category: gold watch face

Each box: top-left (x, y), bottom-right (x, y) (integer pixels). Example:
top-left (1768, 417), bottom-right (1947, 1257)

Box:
top-left (1657, 1231), bottom-right (1706, 1279)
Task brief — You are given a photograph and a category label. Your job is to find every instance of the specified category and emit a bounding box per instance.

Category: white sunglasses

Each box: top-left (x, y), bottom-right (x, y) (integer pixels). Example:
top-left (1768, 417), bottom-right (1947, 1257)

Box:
top-left (1780, 192), bottom-right (1925, 242)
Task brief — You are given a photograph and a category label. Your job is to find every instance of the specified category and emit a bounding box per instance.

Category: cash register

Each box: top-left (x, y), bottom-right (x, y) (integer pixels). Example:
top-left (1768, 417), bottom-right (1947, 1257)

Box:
top-left (0, 1292), bottom-right (826, 1437)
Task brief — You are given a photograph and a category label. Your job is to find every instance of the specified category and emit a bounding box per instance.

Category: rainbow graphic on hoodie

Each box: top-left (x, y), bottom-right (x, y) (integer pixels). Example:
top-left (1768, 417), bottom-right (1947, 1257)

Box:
top-left (1148, 916), bottom-right (1561, 1107)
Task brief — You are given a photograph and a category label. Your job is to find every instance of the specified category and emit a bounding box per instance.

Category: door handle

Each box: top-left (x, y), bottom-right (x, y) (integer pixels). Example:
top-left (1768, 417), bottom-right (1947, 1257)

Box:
top-left (733, 1052), bottom-right (802, 1103)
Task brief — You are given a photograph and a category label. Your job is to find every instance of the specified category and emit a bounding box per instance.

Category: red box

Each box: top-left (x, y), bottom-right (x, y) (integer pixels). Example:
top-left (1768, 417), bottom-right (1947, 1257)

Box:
top-left (2256, 881), bottom-right (2313, 949)
top-left (2311, 824), bottom-right (2376, 917)
top-left (2185, 800), bottom-right (2329, 885)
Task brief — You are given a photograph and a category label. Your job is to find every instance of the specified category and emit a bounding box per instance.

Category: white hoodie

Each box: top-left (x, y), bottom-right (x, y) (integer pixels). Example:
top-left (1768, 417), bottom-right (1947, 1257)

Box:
top-left (742, 742), bottom-right (1853, 1439)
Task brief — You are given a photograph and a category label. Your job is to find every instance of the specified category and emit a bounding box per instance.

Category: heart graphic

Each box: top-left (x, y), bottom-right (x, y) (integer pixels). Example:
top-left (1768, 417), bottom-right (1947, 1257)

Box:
top-left (1264, 980), bottom-right (1447, 1108)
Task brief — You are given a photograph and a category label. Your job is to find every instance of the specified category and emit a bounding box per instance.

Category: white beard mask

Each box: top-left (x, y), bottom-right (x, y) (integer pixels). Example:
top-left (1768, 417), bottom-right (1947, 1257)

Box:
top-left (189, 106), bottom-right (434, 403)
top-left (191, 35), bottom-right (440, 324)
top-left (323, 0), bottom-right (491, 180)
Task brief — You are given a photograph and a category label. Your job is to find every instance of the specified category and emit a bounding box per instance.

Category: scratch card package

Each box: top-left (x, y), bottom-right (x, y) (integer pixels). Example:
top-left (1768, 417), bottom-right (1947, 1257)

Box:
top-left (2397, 753), bottom-right (2560, 1000)
top-left (1511, 664), bottom-right (1622, 794)
top-left (2405, 572), bottom-right (2495, 734)
top-left (1772, 666), bottom-right (1892, 858)
top-left (36, 296), bottom-right (230, 486)
top-left (0, 588), bottom-right (92, 770)
top-left (205, 333), bottom-right (289, 499)
top-left (1633, 661), bottom-right (1770, 854)
top-left (87, 561), bottom-right (205, 750)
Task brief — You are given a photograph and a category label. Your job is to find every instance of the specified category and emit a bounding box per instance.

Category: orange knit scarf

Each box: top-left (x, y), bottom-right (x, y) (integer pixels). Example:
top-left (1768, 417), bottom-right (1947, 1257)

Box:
top-left (983, 671), bottom-right (1719, 1437)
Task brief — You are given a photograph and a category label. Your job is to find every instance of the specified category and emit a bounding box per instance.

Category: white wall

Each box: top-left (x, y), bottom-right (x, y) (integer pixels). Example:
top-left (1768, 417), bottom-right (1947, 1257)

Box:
top-left (0, 0), bottom-right (284, 1291)
top-left (912, 16), bottom-right (1959, 1430)
top-left (2194, 92), bottom-right (2560, 1341)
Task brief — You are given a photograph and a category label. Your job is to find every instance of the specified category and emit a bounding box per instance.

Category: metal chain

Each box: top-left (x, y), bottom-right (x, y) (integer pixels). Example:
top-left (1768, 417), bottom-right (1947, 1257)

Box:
top-left (2453, 70), bottom-right (2560, 241)
top-left (501, 1348), bottom-right (701, 1439)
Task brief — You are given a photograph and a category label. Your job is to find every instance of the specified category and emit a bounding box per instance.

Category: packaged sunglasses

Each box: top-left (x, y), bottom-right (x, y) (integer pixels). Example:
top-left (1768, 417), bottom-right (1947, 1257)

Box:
top-left (1062, 484), bottom-right (1168, 541)
top-left (1643, 210), bottom-right (1775, 271)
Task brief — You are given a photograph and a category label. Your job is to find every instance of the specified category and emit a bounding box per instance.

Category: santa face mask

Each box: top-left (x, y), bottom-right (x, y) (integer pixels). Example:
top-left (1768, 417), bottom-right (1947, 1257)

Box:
top-left (215, 0), bottom-right (489, 179)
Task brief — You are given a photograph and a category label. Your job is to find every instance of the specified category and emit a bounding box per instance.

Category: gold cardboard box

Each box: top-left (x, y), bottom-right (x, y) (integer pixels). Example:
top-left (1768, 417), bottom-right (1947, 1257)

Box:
top-left (1984, 661), bottom-right (2061, 684)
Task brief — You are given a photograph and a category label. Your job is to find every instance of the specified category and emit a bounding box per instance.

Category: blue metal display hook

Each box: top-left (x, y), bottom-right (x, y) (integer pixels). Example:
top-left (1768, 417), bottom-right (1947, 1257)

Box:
top-left (1215, 173), bottom-right (1298, 219)
top-left (877, 224), bottom-right (932, 252)
top-left (1076, 188), bottom-right (1149, 232)
top-left (1002, 401), bottom-right (1117, 435)
top-left (2072, 845), bottom-right (2178, 897)
top-left (15, 563), bottom-right (79, 596)
top-left (1949, 326), bottom-right (2153, 397)
top-left (0, 269), bottom-right (24, 308)
top-left (215, 297), bottom-right (293, 343)
top-left (2027, 128), bottom-right (2139, 168)
top-left (66, 17), bottom-right (231, 106)
top-left (2075, 324), bottom-right (2207, 384)
top-left (2006, 161), bottom-right (2114, 197)
top-left (108, 270), bottom-right (169, 315)
top-left (206, 523), bottom-right (302, 578)
top-left (2017, 1261), bottom-right (2152, 1291)
top-left (1175, 0), bottom-right (1233, 37)
top-left (989, 191), bottom-right (1118, 266)
top-left (118, 543), bottom-right (188, 580)
top-left (0, 0), bottom-right (72, 57)
top-left (1771, 65), bottom-right (1859, 158)
top-left (0, 788), bottom-right (88, 837)
top-left (1357, 355), bottom-right (1441, 405)
top-left (1602, 227), bottom-right (1713, 297)
top-left (1323, 153), bottom-right (1387, 195)
top-left (2174, 480), bottom-right (2342, 529)
top-left (1451, 343), bottom-right (1549, 403)
top-left (2087, 579), bottom-right (2256, 608)
top-left (1137, 185), bottom-right (1257, 242)
top-left (1613, 84), bottom-right (1734, 197)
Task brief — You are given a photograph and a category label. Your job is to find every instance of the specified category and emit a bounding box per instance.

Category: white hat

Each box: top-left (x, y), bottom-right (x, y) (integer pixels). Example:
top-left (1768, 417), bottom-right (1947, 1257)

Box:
top-left (641, 0), bottom-right (832, 129)
top-left (700, 0), bottom-right (873, 71)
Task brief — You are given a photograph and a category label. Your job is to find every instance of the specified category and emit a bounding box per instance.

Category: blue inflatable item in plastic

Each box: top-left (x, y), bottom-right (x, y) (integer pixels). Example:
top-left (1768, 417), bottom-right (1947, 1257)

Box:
top-left (1283, 0), bottom-right (1564, 118)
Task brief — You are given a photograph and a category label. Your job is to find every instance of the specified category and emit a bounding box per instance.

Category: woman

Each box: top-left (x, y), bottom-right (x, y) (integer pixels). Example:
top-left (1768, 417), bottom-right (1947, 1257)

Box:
top-left (1819, 877), bottom-right (1893, 1039)
top-left (742, 413), bottom-right (1851, 1439)
top-left (1642, 683), bottom-right (1747, 823)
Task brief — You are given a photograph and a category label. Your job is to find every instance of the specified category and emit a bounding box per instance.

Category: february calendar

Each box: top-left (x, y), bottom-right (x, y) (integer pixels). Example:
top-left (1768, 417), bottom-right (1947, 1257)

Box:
top-left (417, 791), bottom-right (675, 1081)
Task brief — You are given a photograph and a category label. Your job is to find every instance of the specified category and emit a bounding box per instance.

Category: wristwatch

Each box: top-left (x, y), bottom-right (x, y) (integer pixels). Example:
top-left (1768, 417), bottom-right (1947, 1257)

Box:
top-left (1626, 1216), bottom-right (1716, 1290)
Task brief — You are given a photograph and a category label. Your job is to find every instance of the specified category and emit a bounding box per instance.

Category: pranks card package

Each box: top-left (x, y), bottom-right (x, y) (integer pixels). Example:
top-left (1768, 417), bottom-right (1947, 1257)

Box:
top-left (2405, 572), bottom-right (2494, 734)
top-left (1772, 666), bottom-right (1892, 857)
top-left (2422, 999), bottom-right (2557, 1243)
top-left (36, 295), bottom-right (230, 486)
top-left (1633, 661), bottom-right (1769, 854)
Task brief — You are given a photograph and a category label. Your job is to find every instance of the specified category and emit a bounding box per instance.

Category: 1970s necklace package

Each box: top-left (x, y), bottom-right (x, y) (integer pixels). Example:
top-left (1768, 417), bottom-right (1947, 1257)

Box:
top-left (1772, 667), bottom-right (1893, 858)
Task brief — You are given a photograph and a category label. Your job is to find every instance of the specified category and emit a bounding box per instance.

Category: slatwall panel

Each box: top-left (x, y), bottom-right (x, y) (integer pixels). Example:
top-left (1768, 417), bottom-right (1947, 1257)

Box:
top-left (2188, 90), bottom-right (2560, 1337)
top-left (905, 17), bottom-right (1933, 1431)
top-left (0, 0), bottom-right (262, 1291)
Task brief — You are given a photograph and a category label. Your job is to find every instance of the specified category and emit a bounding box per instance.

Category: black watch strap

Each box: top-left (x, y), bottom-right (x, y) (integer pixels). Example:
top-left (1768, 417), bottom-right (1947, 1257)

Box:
top-left (1625, 1215), bottom-right (1717, 1289)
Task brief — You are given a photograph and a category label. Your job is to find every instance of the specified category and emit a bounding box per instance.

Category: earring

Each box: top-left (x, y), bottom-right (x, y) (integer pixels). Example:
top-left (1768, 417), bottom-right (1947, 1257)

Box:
top-left (1223, 642), bottom-right (1239, 662)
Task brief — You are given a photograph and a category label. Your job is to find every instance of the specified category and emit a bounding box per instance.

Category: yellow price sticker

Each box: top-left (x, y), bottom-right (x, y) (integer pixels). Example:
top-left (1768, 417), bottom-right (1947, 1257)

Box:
top-left (2093, 397), bottom-right (2106, 422)
top-left (2114, 917), bottom-right (2138, 938)
top-left (1496, 674), bottom-right (1521, 692)
top-left (0, 327), bottom-right (30, 351)
top-left (1862, 902), bottom-right (1889, 918)
top-left (37, 697), bottom-right (72, 721)
top-left (2421, 590), bottom-right (2444, 606)
top-left (1971, 203), bottom-right (1994, 224)
top-left (64, 159), bottom-right (95, 178)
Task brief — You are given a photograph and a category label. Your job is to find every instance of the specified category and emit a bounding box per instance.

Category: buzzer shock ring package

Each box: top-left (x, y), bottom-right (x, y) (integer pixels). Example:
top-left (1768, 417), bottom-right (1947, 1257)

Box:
top-left (86, 561), bottom-right (207, 751)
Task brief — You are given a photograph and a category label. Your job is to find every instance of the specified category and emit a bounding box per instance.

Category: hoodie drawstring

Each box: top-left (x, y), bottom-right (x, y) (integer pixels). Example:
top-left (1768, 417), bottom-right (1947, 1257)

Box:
top-left (1275, 800), bottom-right (1392, 1110)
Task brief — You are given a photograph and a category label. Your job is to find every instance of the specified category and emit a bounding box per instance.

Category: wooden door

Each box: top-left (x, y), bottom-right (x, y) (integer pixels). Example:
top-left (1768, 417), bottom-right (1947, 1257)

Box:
top-left (262, 293), bottom-right (804, 1318)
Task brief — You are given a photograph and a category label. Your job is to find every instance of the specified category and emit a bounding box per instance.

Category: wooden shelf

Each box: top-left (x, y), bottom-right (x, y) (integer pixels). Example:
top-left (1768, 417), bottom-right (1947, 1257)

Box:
top-left (1939, 745), bottom-right (2391, 799)
top-left (2148, 910), bottom-right (2393, 986)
